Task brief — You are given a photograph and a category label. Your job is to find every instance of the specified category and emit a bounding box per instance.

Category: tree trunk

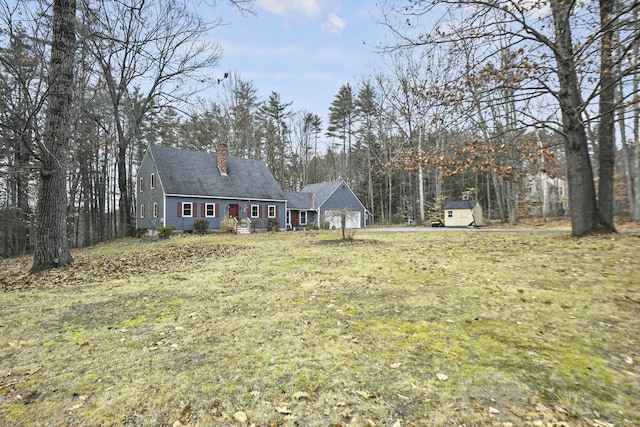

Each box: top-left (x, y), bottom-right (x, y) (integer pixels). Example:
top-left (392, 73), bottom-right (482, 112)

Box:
top-left (616, 63), bottom-right (634, 216)
top-left (506, 180), bottom-right (519, 226)
top-left (551, 0), bottom-right (599, 237)
top-left (620, 128), bottom-right (635, 218)
top-left (368, 146), bottom-right (374, 223)
top-left (387, 171), bottom-right (392, 224)
top-left (597, 0), bottom-right (617, 231)
top-left (32, 0), bottom-right (76, 272)
top-left (632, 7), bottom-right (640, 221)
top-left (118, 142), bottom-right (132, 236)
top-left (492, 173), bottom-right (507, 223)
top-left (80, 155), bottom-right (92, 247)
top-left (15, 147), bottom-right (31, 255)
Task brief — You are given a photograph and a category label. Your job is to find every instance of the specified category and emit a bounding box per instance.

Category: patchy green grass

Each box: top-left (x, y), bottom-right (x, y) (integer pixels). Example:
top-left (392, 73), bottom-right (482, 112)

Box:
top-left (1, 231), bottom-right (639, 426)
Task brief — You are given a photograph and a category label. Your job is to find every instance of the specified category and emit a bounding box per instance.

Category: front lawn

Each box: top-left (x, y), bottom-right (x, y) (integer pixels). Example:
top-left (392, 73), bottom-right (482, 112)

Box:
top-left (1, 231), bottom-right (638, 426)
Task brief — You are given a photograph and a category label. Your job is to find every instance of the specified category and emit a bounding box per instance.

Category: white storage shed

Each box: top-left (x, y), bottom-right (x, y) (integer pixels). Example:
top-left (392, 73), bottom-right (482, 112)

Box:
top-left (444, 200), bottom-right (484, 227)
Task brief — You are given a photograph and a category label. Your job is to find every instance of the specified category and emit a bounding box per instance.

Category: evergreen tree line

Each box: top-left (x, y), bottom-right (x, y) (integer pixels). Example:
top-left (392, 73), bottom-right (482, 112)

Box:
top-left (0, 0), bottom-right (638, 263)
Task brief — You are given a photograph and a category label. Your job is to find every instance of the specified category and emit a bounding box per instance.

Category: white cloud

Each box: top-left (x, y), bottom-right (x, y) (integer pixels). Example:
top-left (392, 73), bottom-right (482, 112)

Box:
top-left (321, 12), bottom-right (346, 35)
top-left (256, 0), bottom-right (320, 18)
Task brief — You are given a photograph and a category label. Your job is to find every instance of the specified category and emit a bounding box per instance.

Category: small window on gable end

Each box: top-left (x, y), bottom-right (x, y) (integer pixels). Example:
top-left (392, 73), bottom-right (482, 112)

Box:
top-left (150, 173), bottom-right (156, 189)
top-left (268, 205), bottom-right (276, 218)
top-left (140, 204), bottom-right (145, 218)
top-left (153, 203), bottom-right (158, 218)
top-left (251, 205), bottom-right (259, 218)
top-left (139, 177), bottom-right (144, 192)
top-left (182, 202), bottom-right (193, 217)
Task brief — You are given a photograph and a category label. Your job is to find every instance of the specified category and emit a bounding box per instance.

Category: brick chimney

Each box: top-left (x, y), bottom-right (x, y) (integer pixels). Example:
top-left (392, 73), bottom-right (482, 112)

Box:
top-left (217, 143), bottom-right (228, 176)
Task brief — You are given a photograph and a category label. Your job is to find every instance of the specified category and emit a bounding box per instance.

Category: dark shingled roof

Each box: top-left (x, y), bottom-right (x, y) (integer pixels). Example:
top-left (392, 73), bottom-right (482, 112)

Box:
top-left (149, 145), bottom-right (286, 200)
top-left (444, 200), bottom-right (479, 209)
top-left (283, 191), bottom-right (314, 210)
top-left (300, 181), bottom-right (342, 207)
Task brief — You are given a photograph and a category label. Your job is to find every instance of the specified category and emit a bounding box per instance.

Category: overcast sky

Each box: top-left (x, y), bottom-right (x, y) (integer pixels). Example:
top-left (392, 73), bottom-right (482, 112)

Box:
top-left (208, 0), bottom-right (389, 123)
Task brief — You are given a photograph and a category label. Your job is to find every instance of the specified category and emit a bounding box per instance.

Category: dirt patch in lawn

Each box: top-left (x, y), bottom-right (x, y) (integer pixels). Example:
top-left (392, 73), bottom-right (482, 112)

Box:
top-left (313, 238), bottom-right (382, 246)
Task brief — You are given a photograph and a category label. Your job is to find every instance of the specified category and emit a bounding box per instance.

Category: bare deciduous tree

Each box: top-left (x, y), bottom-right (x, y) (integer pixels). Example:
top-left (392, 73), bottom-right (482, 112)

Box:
top-left (381, 0), bottom-right (639, 236)
top-left (324, 207), bottom-right (360, 240)
top-left (82, 0), bottom-right (224, 236)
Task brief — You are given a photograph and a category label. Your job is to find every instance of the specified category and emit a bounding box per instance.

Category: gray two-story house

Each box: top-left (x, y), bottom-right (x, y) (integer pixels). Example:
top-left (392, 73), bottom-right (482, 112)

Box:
top-left (136, 144), bottom-right (287, 232)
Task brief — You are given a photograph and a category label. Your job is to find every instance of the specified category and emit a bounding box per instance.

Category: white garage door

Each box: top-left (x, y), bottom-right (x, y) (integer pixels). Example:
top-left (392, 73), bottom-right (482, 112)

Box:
top-left (326, 210), bottom-right (361, 229)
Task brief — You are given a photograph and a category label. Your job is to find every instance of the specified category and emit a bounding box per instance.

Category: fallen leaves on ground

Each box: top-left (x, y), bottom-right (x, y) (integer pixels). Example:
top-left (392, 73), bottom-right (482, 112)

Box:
top-left (1, 240), bottom-right (242, 292)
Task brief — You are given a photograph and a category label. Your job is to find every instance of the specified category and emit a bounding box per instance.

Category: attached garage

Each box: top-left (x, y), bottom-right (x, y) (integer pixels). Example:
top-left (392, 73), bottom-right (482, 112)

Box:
top-left (326, 210), bottom-right (362, 229)
top-left (286, 180), bottom-right (372, 229)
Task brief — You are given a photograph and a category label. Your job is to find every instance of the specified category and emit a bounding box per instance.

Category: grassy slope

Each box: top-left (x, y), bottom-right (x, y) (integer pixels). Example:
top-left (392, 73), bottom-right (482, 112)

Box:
top-left (0, 231), bottom-right (639, 426)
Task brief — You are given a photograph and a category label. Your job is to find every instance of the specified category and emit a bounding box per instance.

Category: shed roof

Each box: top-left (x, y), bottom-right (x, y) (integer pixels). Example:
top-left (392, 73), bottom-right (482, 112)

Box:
top-left (444, 200), bottom-right (480, 209)
top-left (148, 145), bottom-right (285, 200)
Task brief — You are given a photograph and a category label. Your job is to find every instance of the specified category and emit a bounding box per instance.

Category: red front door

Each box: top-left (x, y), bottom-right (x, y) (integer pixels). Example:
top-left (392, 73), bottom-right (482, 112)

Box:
top-left (229, 204), bottom-right (239, 219)
top-left (291, 211), bottom-right (299, 228)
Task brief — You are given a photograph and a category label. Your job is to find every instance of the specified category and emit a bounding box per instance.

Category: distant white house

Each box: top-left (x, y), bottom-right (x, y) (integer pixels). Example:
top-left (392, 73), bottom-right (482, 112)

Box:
top-left (443, 200), bottom-right (484, 227)
top-left (525, 173), bottom-right (568, 217)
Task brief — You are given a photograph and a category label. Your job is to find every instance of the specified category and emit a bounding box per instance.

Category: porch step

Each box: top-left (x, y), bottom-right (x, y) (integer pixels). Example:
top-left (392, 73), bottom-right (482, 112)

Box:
top-left (237, 226), bottom-right (251, 235)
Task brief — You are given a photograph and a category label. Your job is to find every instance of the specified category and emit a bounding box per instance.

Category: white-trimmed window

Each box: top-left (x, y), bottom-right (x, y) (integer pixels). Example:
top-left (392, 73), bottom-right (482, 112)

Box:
top-left (300, 211), bottom-right (307, 225)
top-left (153, 203), bottom-right (158, 218)
top-left (205, 203), bottom-right (216, 217)
top-left (150, 173), bottom-right (156, 189)
top-left (182, 202), bottom-right (193, 217)
top-left (251, 205), bottom-right (260, 218)
top-left (140, 204), bottom-right (145, 218)
top-left (268, 205), bottom-right (276, 218)
top-left (139, 177), bottom-right (144, 192)
top-left (447, 210), bottom-right (453, 218)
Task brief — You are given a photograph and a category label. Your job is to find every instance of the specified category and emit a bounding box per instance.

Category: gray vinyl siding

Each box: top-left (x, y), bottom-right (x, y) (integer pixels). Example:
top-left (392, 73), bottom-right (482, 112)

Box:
top-left (165, 197), bottom-right (287, 231)
top-left (136, 152), bottom-right (165, 231)
top-left (319, 182), bottom-right (366, 228)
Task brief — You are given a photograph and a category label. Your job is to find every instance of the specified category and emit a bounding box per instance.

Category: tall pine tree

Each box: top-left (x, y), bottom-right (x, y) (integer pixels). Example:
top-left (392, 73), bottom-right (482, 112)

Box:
top-left (327, 84), bottom-right (356, 183)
